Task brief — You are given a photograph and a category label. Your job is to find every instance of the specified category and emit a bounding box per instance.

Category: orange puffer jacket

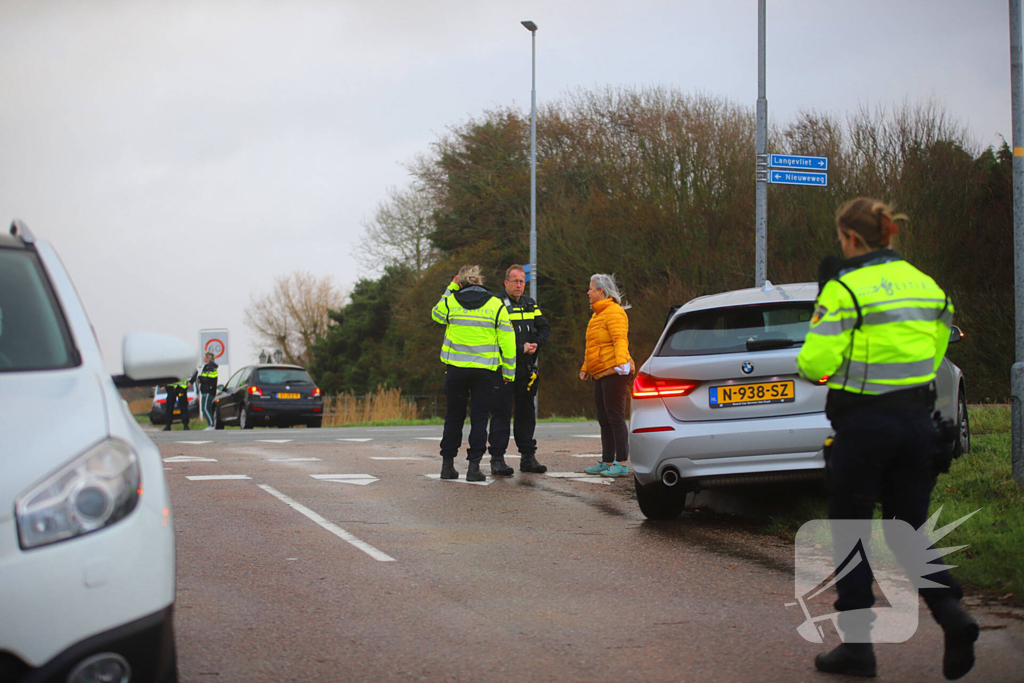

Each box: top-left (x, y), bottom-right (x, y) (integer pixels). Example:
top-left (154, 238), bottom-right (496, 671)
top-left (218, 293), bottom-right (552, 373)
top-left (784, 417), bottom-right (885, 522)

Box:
top-left (581, 297), bottom-right (633, 379)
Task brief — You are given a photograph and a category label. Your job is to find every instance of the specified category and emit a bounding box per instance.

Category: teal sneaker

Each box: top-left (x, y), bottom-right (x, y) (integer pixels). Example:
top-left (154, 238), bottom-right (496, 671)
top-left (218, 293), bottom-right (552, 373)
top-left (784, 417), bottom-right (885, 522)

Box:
top-left (600, 463), bottom-right (629, 478)
top-left (584, 461), bottom-right (611, 475)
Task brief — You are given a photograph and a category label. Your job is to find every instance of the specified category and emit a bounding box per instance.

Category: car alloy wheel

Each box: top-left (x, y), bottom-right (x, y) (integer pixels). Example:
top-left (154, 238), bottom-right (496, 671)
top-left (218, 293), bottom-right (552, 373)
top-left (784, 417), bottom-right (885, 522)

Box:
top-left (955, 388), bottom-right (970, 457)
top-left (240, 406), bottom-right (253, 430)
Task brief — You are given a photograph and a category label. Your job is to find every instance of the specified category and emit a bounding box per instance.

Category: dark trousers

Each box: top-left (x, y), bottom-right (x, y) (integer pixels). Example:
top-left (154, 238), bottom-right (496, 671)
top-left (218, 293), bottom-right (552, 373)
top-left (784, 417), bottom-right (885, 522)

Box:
top-left (488, 370), bottom-right (538, 457)
top-left (164, 386), bottom-right (189, 426)
top-left (827, 404), bottom-right (961, 617)
top-left (440, 366), bottom-right (501, 461)
top-left (594, 373), bottom-right (630, 463)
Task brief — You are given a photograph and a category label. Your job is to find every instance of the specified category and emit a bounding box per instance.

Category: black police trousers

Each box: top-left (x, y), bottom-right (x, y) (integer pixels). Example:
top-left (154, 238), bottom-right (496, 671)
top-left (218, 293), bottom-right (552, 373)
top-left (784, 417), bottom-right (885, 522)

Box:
top-left (440, 366), bottom-right (502, 461)
top-left (164, 386), bottom-right (189, 426)
top-left (827, 403), bottom-right (962, 616)
top-left (488, 369), bottom-right (538, 458)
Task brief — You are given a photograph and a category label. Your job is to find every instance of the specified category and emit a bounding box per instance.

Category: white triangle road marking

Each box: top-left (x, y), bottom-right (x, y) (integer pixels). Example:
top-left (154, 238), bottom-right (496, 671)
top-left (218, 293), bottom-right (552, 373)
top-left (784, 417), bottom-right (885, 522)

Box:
top-left (164, 455), bottom-right (218, 463)
top-left (424, 473), bottom-right (492, 486)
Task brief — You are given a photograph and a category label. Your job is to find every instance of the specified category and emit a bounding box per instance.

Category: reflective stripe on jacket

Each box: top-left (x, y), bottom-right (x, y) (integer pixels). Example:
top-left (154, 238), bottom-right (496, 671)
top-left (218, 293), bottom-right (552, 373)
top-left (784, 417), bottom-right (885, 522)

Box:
top-left (432, 282), bottom-right (517, 381)
top-left (581, 297), bottom-right (632, 379)
top-left (796, 251), bottom-right (953, 395)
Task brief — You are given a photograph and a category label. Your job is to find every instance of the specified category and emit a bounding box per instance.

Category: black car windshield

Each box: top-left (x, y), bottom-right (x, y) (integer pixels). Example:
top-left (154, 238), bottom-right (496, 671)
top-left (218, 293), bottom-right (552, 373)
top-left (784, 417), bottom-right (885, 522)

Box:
top-left (255, 368), bottom-right (313, 384)
top-left (0, 249), bottom-right (78, 371)
top-left (657, 303), bottom-right (814, 357)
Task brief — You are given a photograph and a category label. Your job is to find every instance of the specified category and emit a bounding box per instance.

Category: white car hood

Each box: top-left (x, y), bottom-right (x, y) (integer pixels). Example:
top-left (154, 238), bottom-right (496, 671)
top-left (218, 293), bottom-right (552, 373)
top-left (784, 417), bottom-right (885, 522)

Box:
top-left (0, 368), bottom-right (108, 522)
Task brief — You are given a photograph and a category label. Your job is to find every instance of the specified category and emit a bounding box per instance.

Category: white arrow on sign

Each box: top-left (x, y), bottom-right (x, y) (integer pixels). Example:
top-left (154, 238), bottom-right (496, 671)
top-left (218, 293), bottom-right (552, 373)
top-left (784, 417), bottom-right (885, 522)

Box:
top-left (164, 455), bottom-right (218, 463)
top-left (311, 474), bottom-right (379, 486)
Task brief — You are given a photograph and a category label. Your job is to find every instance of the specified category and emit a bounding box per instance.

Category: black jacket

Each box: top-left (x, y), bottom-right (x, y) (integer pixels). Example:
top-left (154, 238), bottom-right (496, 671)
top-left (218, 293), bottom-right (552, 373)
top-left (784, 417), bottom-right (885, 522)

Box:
top-left (499, 292), bottom-right (550, 372)
top-left (190, 362), bottom-right (219, 394)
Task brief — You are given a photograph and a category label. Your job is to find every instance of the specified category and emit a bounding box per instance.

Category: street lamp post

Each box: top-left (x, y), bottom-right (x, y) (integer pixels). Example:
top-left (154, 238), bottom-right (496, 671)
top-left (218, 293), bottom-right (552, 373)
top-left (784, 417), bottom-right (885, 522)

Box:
top-left (522, 20), bottom-right (538, 303)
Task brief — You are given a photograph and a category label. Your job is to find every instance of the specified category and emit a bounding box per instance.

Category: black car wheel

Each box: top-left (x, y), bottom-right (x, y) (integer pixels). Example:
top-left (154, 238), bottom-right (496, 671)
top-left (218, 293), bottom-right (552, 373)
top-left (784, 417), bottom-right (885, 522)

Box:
top-left (954, 386), bottom-right (970, 457)
top-left (308, 417), bottom-right (322, 428)
top-left (214, 408), bottom-right (225, 430)
top-left (240, 406), bottom-right (253, 430)
top-left (634, 476), bottom-right (685, 520)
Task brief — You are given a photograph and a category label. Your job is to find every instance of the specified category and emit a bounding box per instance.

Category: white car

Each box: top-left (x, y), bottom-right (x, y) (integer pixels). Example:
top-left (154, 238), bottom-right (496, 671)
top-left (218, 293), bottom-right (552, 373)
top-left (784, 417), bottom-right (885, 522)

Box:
top-left (0, 221), bottom-right (194, 682)
top-left (629, 282), bottom-right (969, 520)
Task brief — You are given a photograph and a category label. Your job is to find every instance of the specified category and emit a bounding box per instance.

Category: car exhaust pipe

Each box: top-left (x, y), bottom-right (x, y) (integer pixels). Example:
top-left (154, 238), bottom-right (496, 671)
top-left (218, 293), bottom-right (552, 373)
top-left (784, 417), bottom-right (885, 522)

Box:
top-left (661, 467), bottom-right (680, 487)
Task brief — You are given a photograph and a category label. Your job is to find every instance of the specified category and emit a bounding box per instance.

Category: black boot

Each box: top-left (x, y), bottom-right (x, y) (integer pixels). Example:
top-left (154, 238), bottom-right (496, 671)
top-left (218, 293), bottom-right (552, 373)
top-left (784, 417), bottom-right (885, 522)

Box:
top-left (183, 423), bottom-right (190, 431)
top-left (466, 459), bottom-right (486, 482)
top-left (490, 455), bottom-right (514, 476)
top-left (440, 457), bottom-right (459, 480)
top-left (814, 643), bottom-right (876, 678)
top-left (519, 453), bottom-right (547, 473)
top-left (162, 423), bottom-right (171, 432)
top-left (930, 598), bottom-right (979, 680)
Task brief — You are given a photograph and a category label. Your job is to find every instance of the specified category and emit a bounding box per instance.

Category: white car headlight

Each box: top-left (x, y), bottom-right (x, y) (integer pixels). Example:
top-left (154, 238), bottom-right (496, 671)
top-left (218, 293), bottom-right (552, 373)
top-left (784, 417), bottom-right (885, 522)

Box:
top-left (16, 438), bottom-right (140, 550)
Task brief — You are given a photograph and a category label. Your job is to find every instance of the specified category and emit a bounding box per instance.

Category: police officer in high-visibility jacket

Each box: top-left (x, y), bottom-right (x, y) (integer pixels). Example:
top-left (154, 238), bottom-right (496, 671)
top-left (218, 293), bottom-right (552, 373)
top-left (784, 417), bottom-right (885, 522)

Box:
top-left (487, 263), bottom-right (551, 476)
top-left (432, 265), bottom-right (517, 482)
top-left (162, 379), bottom-right (191, 431)
top-left (190, 352), bottom-right (219, 430)
top-left (796, 198), bottom-right (977, 680)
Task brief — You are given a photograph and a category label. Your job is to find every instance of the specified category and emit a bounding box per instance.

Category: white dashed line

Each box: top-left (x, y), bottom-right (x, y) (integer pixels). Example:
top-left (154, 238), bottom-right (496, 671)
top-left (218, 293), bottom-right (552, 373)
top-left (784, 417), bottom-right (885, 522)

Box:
top-left (269, 457), bottom-right (322, 462)
top-left (311, 474), bottom-right (379, 486)
top-left (258, 485), bottom-right (395, 562)
top-left (174, 440), bottom-right (214, 445)
top-left (544, 472), bottom-right (613, 485)
top-left (186, 475), bottom-right (252, 481)
top-left (337, 438), bottom-right (373, 442)
top-left (164, 455), bottom-right (218, 463)
top-left (415, 437), bottom-right (439, 441)
top-left (570, 454), bottom-right (603, 458)
top-left (256, 439), bottom-right (293, 443)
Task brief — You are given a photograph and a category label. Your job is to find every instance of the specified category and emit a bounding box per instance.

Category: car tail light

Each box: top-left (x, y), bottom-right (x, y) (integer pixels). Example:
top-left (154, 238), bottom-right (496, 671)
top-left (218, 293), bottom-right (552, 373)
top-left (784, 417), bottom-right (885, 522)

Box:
top-left (248, 386), bottom-right (263, 396)
top-left (633, 426), bottom-right (675, 433)
top-left (155, 398), bottom-right (166, 404)
top-left (632, 372), bottom-right (700, 399)
top-left (312, 387), bottom-right (321, 398)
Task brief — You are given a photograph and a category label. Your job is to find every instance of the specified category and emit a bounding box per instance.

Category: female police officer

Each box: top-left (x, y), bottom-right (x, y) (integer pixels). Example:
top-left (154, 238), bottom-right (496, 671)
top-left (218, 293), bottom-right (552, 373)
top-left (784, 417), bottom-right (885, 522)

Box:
top-left (796, 198), bottom-right (978, 680)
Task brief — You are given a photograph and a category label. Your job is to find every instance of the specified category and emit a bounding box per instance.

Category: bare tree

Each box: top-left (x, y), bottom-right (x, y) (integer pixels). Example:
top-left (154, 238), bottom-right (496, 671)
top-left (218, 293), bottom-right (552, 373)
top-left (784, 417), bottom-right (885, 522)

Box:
top-left (244, 271), bottom-right (347, 366)
top-left (356, 184), bottom-right (439, 274)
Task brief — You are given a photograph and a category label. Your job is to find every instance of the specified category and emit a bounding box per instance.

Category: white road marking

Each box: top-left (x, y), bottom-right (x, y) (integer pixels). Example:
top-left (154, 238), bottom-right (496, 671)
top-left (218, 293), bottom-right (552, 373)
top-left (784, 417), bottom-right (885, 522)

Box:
top-left (257, 484), bottom-right (395, 562)
top-left (415, 437), bottom-right (439, 441)
top-left (370, 457), bottom-right (428, 461)
top-left (286, 558), bottom-right (298, 561)
top-left (544, 471), bottom-right (613, 485)
top-left (174, 440), bottom-right (214, 445)
top-left (256, 439), bottom-right (293, 443)
top-left (570, 453), bottom-right (603, 458)
top-left (311, 474), bottom-right (379, 486)
top-left (424, 473), bottom-right (492, 486)
top-left (269, 457), bottom-right (322, 462)
top-left (337, 438), bottom-right (373, 442)
top-left (573, 435), bottom-right (602, 438)
top-left (186, 475), bottom-right (252, 481)
top-left (164, 455), bottom-right (219, 463)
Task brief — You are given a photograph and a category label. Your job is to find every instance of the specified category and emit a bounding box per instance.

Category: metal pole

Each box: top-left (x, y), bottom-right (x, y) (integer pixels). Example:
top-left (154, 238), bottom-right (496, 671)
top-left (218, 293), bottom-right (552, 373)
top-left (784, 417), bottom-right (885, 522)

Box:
top-left (1010, 0), bottom-right (1024, 487)
top-left (755, 0), bottom-right (768, 288)
top-left (529, 28), bottom-right (538, 303)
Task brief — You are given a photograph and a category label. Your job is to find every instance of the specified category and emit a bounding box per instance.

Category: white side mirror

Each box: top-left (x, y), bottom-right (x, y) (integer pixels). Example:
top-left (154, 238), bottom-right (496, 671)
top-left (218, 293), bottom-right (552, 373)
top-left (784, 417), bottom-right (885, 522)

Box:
top-left (116, 332), bottom-right (196, 387)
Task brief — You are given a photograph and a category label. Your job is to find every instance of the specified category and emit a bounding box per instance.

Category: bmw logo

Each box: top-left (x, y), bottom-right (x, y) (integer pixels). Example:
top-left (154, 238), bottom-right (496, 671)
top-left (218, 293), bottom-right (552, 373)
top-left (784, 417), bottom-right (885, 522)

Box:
top-left (741, 362), bottom-right (754, 375)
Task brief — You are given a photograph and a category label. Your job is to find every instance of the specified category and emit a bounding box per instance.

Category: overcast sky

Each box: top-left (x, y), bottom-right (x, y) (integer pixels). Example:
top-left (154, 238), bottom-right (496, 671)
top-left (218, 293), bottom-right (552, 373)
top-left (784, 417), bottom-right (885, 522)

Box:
top-left (0, 0), bottom-right (1013, 376)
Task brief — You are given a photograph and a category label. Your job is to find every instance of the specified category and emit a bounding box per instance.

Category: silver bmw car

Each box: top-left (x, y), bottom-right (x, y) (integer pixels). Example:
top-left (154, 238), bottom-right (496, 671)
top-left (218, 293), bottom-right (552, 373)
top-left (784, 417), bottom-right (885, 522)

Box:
top-left (629, 282), bottom-right (969, 519)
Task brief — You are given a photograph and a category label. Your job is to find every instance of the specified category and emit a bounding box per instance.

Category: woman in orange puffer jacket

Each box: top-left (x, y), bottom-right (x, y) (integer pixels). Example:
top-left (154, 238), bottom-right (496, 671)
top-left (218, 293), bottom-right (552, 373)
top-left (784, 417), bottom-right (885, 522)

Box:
top-left (579, 273), bottom-right (634, 478)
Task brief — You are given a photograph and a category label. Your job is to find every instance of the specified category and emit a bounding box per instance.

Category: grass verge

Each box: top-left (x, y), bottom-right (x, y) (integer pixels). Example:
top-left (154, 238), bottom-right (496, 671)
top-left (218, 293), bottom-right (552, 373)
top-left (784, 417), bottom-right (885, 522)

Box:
top-left (746, 405), bottom-right (1022, 602)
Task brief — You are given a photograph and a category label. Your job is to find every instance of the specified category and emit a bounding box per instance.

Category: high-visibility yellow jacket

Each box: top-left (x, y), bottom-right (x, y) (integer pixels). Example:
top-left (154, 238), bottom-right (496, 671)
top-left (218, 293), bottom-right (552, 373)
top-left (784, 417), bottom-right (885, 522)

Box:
top-left (432, 282), bottom-right (516, 381)
top-left (796, 250), bottom-right (953, 395)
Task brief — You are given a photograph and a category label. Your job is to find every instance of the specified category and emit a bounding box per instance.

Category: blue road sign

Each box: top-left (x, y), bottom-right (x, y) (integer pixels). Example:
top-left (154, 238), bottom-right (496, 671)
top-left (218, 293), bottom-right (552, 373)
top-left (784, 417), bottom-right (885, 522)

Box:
top-left (769, 170), bottom-right (828, 187)
top-left (769, 154), bottom-right (828, 171)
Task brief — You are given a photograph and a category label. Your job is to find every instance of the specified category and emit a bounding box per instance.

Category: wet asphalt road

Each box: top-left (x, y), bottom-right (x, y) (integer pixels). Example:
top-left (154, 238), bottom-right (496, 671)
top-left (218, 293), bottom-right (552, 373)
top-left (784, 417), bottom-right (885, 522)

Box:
top-left (156, 425), bottom-right (1024, 683)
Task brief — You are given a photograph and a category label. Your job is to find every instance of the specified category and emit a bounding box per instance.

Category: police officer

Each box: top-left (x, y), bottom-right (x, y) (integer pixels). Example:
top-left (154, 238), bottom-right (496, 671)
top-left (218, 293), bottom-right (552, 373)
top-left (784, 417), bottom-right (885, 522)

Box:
top-left (487, 264), bottom-right (550, 476)
top-left (431, 265), bottom-right (516, 482)
top-left (796, 198), bottom-right (977, 680)
top-left (162, 378), bottom-right (191, 431)
top-left (190, 351), bottom-right (219, 430)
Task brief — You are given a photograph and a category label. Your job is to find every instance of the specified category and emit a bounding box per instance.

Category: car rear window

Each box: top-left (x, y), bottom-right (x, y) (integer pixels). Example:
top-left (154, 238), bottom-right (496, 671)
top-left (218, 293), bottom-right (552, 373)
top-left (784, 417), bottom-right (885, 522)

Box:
top-left (657, 303), bottom-right (814, 357)
top-left (255, 368), bottom-right (313, 384)
top-left (0, 249), bottom-right (78, 371)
